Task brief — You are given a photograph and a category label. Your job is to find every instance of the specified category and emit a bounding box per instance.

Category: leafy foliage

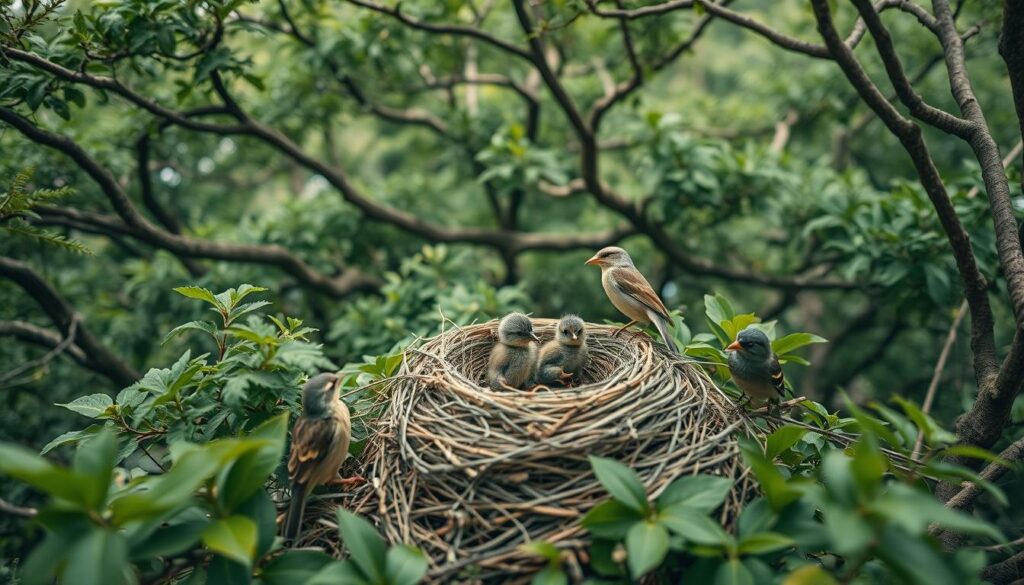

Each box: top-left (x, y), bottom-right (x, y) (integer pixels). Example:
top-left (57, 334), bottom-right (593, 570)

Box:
top-left (0, 167), bottom-right (89, 254)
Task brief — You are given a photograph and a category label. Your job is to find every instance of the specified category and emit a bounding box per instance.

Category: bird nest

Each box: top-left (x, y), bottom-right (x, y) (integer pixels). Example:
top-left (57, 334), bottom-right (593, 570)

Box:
top-left (330, 319), bottom-right (754, 582)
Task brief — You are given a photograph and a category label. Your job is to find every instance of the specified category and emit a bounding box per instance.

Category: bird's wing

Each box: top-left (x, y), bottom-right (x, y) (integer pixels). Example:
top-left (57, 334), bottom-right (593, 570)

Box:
top-left (769, 356), bottom-right (786, 397)
top-left (288, 416), bottom-right (340, 485)
top-left (610, 266), bottom-right (671, 321)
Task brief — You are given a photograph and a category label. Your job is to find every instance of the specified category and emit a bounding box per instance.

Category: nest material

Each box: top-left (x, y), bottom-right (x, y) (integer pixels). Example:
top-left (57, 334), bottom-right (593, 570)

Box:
top-left (343, 318), bottom-right (754, 582)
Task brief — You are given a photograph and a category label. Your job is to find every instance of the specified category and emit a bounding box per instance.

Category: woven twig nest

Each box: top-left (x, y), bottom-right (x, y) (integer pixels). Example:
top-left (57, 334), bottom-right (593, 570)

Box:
top-left (342, 318), bottom-right (754, 582)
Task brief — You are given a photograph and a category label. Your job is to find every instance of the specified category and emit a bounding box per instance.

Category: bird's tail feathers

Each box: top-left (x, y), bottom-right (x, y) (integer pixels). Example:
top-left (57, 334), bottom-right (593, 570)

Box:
top-left (284, 482), bottom-right (308, 542)
top-left (648, 311), bottom-right (679, 355)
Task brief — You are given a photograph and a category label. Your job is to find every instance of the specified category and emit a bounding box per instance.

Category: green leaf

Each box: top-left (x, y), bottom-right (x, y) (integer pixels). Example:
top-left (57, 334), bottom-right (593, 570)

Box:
top-left (385, 544), bottom-right (428, 585)
top-left (822, 507), bottom-right (872, 556)
top-left (40, 428), bottom-right (98, 455)
top-left (56, 394), bottom-right (114, 418)
top-left (129, 517), bottom-right (209, 561)
top-left (764, 426), bottom-right (807, 460)
top-left (736, 498), bottom-right (775, 538)
top-left (658, 504), bottom-right (732, 546)
top-left (736, 532), bottom-right (793, 555)
top-left (218, 413), bottom-right (288, 511)
top-left (704, 293), bottom-right (735, 324)
top-left (657, 474), bottom-right (732, 513)
top-left (337, 510), bottom-right (387, 582)
top-left (173, 286), bottom-right (223, 310)
top-left (307, 560), bottom-right (371, 585)
top-left (236, 489), bottom-right (277, 558)
top-left (520, 540), bottom-right (561, 564)
top-left (62, 528), bottom-right (128, 585)
top-left (163, 320), bottom-right (219, 344)
top-left (715, 558), bottom-right (754, 585)
top-left (530, 566), bottom-right (568, 585)
top-left (260, 550), bottom-right (334, 585)
top-left (588, 456), bottom-right (649, 513)
top-left (938, 444), bottom-right (1011, 467)
top-left (581, 499), bottom-right (644, 539)
top-left (0, 442), bottom-right (96, 508)
top-left (771, 333), bottom-right (827, 356)
top-left (73, 430), bottom-right (118, 509)
top-left (870, 483), bottom-right (1003, 541)
top-left (625, 521), bottom-right (669, 578)
top-left (202, 515), bottom-right (257, 568)
top-left (875, 525), bottom-right (959, 585)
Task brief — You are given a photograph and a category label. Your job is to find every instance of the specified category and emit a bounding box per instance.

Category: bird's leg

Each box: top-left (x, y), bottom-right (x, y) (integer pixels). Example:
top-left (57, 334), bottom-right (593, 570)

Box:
top-left (328, 474), bottom-right (366, 487)
top-left (613, 320), bottom-right (639, 336)
top-left (558, 370), bottom-right (574, 385)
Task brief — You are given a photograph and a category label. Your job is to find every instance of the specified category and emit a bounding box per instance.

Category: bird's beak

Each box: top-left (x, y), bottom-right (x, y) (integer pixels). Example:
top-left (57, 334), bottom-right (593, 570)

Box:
top-left (530, 332), bottom-right (541, 342)
top-left (571, 333), bottom-right (578, 341)
top-left (585, 255), bottom-right (601, 266)
top-left (726, 340), bottom-right (742, 351)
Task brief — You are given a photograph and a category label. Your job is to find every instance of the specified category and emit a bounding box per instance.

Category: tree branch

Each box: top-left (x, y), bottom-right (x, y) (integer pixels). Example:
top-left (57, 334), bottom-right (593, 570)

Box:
top-left (0, 108), bottom-right (381, 299)
top-left (810, 0), bottom-right (998, 391)
top-left (0, 258), bottom-right (139, 387)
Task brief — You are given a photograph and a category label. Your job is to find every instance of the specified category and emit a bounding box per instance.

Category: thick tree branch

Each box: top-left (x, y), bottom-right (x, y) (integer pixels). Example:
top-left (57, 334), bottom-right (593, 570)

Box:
top-left (932, 0), bottom-right (1024, 325)
top-left (810, 0), bottom-right (998, 391)
top-left (0, 108), bottom-right (381, 299)
top-left (343, 0), bottom-right (533, 61)
top-left (1001, 0), bottom-right (1024, 168)
top-left (850, 0), bottom-right (974, 138)
top-left (0, 258), bottom-right (139, 387)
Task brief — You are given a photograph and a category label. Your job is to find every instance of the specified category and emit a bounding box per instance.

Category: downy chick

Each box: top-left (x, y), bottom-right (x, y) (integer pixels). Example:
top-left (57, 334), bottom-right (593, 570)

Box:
top-left (537, 314), bottom-right (588, 387)
top-left (487, 312), bottom-right (540, 390)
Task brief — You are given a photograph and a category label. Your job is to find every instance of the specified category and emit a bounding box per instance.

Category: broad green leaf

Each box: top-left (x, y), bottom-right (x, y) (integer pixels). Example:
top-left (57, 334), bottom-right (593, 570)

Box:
top-left (173, 286), bottom-right (223, 309)
top-left (704, 293), bottom-right (735, 324)
top-left (765, 426), bottom-right (807, 460)
top-left (218, 413), bottom-right (288, 511)
top-left (892, 396), bottom-right (958, 446)
top-left (771, 333), bottom-right (827, 356)
top-left (56, 394), bottom-right (114, 418)
top-left (581, 499), bottom-right (644, 539)
top-left (62, 528), bottom-right (128, 585)
top-left (737, 497), bottom-right (775, 538)
top-left (337, 510), bottom-right (387, 582)
top-left (73, 430), bottom-right (118, 509)
top-left (530, 566), bottom-right (567, 585)
top-left (162, 320), bottom-right (219, 344)
top-left (129, 518), bottom-right (209, 561)
top-left (822, 507), bottom-right (872, 556)
top-left (307, 560), bottom-right (371, 585)
top-left (625, 521), bottom-right (669, 578)
top-left (40, 428), bottom-right (97, 455)
top-left (657, 474), bottom-right (732, 513)
top-left (260, 550), bottom-right (334, 585)
top-left (736, 532), bottom-right (794, 555)
top-left (821, 451), bottom-right (858, 507)
top-left (938, 444), bottom-right (1011, 467)
top-left (202, 516), bottom-right (257, 568)
top-left (870, 483), bottom-right (1003, 541)
top-left (715, 558), bottom-right (754, 585)
top-left (722, 314), bottom-right (759, 340)
top-left (385, 544), bottom-right (428, 585)
top-left (658, 504), bottom-right (732, 545)
top-left (588, 456), bottom-right (649, 513)
top-left (875, 525), bottom-right (959, 585)
top-left (0, 442), bottom-right (96, 508)
top-left (738, 436), bottom-right (802, 511)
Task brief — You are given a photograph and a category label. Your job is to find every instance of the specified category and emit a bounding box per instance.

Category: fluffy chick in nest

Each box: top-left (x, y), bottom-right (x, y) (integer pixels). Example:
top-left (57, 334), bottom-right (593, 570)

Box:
top-left (536, 314), bottom-right (588, 387)
top-left (487, 312), bottom-right (540, 390)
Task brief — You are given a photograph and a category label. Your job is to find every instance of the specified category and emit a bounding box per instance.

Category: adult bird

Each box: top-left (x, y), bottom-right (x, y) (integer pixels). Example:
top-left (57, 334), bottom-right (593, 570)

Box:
top-left (585, 246), bottom-right (678, 354)
top-left (726, 327), bottom-right (785, 406)
top-left (487, 312), bottom-right (541, 390)
top-left (284, 372), bottom-right (352, 541)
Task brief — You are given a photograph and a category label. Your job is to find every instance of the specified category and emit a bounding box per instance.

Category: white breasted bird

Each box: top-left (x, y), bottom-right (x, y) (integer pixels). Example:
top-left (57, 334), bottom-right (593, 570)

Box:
top-left (585, 246), bottom-right (679, 354)
top-left (537, 314), bottom-right (589, 386)
top-left (487, 312), bottom-right (541, 390)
